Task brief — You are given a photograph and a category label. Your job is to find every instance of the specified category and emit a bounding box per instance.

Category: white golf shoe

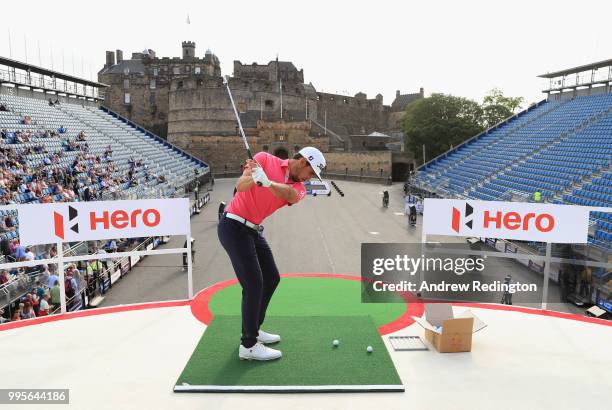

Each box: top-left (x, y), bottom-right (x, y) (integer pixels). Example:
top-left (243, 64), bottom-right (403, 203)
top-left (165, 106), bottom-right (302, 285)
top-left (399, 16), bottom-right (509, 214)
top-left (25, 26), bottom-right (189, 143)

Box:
top-left (239, 342), bottom-right (282, 361)
top-left (257, 330), bottom-right (281, 344)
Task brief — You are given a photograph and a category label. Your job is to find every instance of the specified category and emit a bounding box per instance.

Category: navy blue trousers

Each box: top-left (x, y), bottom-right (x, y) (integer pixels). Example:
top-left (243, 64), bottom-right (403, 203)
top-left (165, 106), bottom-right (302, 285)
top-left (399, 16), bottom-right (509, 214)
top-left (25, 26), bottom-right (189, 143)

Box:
top-left (217, 215), bottom-right (280, 348)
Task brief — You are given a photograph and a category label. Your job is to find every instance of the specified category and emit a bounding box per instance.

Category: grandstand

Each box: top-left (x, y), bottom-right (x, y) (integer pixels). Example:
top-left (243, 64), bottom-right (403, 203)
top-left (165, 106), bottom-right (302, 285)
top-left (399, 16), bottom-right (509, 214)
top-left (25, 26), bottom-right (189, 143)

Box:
top-left (1, 58), bottom-right (210, 322)
top-left (0, 93), bottom-right (207, 204)
top-left (414, 63), bottom-right (612, 252)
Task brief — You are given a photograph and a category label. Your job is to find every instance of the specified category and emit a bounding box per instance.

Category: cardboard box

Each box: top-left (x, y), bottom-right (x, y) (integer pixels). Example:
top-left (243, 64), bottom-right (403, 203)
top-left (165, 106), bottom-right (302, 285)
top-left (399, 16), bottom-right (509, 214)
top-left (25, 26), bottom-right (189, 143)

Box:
top-left (412, 303), bottom-right (487, 353)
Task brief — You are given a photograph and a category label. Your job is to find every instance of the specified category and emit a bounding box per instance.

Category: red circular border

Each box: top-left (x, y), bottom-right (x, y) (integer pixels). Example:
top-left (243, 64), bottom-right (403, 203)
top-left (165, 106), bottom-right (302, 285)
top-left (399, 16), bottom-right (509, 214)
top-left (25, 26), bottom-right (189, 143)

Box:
top-left (2, 273), bottom-right (610, 333)
top-left (190, 273), bottom-right (424, 335)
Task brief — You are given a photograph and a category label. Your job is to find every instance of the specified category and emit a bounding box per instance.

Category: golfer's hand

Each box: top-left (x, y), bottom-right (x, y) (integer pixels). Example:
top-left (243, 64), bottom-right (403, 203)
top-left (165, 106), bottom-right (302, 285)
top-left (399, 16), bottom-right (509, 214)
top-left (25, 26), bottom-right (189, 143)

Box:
top-left (252, 167), bottom-right (272, 187)
top-left (242, 159), bottom-right (258, 177)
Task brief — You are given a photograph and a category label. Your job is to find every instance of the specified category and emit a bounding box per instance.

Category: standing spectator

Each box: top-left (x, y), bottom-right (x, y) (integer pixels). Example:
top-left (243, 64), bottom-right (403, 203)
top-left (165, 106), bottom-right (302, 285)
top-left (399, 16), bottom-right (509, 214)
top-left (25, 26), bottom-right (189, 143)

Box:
top-left (64, 269), bottom-right (77, 301)
top-left (50, 280), bottom-right (61, 308)
top-left (35, 279), bottom-right (46, 300)
top-left (38, 266), bottom-right (50, 290)
top-left (579, 267), bottom-right (592, 299)
top-left (14, 241), bottom-right (27, 261)
top-left (106, 239), bottom-right (117, 253)
top-left (182, 237), bottom-right (196, 271)
top-left (38, 294), bottom-right (50, 316)
top-left (48, 270), bottom-right (59, 289)
top-left (501, 275), bottom-right (514, 305)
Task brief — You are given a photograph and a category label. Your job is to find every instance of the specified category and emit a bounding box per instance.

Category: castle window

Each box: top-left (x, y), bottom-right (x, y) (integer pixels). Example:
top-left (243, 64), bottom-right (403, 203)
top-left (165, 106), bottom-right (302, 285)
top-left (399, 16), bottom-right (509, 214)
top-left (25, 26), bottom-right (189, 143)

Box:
top-left (123, 79), bottom-right (129, 90)
top-left (194, 66), bottom-right (201, 74)
top-left (153, 68), bottom-right (158, 77)
top-left (173, 67), bottom-right (180, 75)
top-left (124, 93), bottom-right (131, 104)
top-left (177, 81), bottom-right (183, 89)
top-left (123, 68), bottom-right (130, 75)
top-left (150, 79), bottom-right (156, 89)
top-left (263, 145), bottom-right (269, 152)
top-left (265, 100), bottom-right (274, 109)
top-left (197, 79), bottom-right (204, 87)
top-left (343, 98), bottom-right (348, 104)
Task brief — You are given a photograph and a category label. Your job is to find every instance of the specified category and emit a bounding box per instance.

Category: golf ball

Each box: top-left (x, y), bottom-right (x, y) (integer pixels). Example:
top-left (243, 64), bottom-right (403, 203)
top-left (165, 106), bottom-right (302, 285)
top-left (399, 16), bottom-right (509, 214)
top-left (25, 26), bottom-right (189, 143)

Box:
top-left (367, 346), bottom-right (373, 353)
top-left (333, 339), bottom-right (340, 347)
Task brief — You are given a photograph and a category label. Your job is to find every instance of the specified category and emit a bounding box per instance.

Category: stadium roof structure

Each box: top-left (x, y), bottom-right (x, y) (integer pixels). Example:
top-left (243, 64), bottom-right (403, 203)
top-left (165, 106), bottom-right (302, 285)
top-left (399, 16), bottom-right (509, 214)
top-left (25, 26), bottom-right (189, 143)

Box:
top-left (0, 56), bottom-right (107, 100)
top-left (537, 58), bottom-right (612, 78)
top-left (538, 58), bottom-right (612, 94)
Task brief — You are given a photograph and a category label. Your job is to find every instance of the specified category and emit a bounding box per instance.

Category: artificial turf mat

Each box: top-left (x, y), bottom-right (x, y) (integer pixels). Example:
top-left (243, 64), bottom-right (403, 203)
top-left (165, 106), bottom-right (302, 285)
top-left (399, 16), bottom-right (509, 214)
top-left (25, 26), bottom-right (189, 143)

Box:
top-left (207, 277), bottom-right (406, 329)
top-left (174, 315), bottom-right (404, 393)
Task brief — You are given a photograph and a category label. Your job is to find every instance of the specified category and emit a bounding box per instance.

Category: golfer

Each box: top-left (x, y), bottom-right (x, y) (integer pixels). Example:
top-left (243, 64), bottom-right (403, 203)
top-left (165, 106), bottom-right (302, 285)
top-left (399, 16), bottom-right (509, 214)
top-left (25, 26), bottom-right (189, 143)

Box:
top-left (218, 147), bottom-right (326, 361)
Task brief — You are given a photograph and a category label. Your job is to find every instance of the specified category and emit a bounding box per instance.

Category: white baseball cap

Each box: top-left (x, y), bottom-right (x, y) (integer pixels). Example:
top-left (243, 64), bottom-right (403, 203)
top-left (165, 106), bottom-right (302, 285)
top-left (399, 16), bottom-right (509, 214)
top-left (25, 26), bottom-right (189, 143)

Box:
top-left (298, 147), bottom-right (326, 181)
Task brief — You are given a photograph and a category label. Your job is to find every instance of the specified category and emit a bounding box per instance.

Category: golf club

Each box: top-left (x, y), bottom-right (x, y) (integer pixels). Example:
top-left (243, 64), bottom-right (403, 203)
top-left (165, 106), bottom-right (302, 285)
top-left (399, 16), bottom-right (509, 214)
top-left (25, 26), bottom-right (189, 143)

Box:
top-left (224, 76), bottom-right (262, 186)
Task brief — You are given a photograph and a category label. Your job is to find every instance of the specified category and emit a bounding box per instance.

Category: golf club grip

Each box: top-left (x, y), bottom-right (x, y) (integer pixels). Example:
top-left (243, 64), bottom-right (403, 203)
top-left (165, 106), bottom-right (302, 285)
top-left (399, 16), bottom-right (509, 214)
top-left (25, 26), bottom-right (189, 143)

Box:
top-left (246, 149), bottom-right (263, 186)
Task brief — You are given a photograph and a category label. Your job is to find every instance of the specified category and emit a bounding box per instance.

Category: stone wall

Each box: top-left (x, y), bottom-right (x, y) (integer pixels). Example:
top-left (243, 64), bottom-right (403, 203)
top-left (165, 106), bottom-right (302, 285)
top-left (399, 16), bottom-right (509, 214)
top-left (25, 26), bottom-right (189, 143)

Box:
top-left (168, 119), bottom-right (329, 173)
top-left (323, 151), bottom-right (392, 178)
top-left (315, 92), bottom-right (390, 136)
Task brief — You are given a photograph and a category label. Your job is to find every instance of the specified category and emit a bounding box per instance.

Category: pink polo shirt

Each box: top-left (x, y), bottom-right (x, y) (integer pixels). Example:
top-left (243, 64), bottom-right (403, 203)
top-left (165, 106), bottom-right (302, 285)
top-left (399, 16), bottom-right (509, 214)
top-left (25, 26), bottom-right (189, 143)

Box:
top-left (225, 152), bottom-right (307, 224)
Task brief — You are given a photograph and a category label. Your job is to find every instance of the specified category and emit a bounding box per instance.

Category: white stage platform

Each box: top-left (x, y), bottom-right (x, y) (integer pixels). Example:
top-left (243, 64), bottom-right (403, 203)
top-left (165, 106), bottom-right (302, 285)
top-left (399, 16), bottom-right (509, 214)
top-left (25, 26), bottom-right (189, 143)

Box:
top-left (1, 299), bottom-right (611, 410)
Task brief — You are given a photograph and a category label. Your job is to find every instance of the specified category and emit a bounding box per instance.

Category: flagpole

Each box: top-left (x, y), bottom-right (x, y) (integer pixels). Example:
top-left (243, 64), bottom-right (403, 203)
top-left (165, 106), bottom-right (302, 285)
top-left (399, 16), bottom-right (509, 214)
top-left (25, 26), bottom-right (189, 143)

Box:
top-left (8, 29), bottom-right (12, 58)
top-left (279, 78), bottom-right (283, 120)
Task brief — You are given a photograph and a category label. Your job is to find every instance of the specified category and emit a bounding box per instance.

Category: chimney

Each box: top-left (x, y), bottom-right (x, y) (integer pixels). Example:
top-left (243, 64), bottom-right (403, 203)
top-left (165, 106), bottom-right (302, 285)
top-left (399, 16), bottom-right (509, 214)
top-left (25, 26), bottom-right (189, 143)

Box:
top-left (105, 51), bottom-right (115, 68)
top-left (116, 50), bottom-right (123, 64)
top-left (396, 90), bottom-right (400, 98)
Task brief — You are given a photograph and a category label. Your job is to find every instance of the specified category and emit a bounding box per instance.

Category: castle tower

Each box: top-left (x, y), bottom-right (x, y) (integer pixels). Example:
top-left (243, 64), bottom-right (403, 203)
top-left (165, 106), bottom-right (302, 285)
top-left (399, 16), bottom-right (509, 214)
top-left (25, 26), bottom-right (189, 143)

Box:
top-left (182, 41), bottom-right (196, 60)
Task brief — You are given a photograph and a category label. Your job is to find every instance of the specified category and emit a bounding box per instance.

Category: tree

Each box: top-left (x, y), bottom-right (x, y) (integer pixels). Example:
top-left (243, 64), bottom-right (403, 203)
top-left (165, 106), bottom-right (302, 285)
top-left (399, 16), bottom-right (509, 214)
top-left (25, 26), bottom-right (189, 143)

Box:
top-left (481, 88), bottom-right (524, 129)
top-left (402, 93), bottom-right (484, 164)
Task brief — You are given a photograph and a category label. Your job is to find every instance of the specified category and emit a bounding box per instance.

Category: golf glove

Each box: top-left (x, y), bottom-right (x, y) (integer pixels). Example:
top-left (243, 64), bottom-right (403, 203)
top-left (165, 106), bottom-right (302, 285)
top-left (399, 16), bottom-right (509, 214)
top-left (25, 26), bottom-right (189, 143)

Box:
top-left (252, 167), bottom-right (272, 187)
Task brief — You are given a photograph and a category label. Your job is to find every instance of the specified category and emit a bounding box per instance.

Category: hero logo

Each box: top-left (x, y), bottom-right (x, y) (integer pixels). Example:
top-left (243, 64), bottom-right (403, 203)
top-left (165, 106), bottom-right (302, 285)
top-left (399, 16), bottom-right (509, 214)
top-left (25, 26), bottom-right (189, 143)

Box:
top-left (53, 206), bottom-right (79, 240)
top-left (451, 203), bottom-right (474, 233)
top-left (54, 207), bottom-right (161, 239)
top-left (89, 209), bottom-right (161, 230)
top-left (452, 202), bottom-right (555, 233)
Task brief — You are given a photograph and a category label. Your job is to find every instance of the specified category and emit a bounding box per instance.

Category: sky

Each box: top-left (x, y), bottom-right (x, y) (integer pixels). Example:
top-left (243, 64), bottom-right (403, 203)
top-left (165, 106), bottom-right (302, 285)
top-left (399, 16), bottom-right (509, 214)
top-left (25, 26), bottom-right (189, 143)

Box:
top-left (1, 0), bottom-right (611, 107)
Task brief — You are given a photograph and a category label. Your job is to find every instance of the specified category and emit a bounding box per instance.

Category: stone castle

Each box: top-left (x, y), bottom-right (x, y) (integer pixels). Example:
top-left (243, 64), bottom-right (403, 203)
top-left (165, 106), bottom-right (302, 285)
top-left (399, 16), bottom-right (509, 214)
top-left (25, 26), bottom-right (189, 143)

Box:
top-left (99, 41), bottom-right (422, 178)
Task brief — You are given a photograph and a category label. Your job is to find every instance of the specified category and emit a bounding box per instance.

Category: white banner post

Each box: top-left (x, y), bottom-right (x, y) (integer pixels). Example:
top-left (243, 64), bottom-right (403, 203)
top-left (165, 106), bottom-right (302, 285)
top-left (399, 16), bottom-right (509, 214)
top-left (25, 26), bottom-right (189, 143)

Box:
top-left (541, 242), bottom-right (552, 310)
top-left (186, 235), bottom-right (193, 299)
top-left (57, 241), bottom-right (67, 314)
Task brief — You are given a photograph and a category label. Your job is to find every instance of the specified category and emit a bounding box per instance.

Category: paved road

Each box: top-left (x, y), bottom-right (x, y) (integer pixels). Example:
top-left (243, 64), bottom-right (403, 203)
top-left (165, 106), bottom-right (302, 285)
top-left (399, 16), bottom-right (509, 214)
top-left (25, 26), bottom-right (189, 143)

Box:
top-left (100, 178), bottom-right (582, 314)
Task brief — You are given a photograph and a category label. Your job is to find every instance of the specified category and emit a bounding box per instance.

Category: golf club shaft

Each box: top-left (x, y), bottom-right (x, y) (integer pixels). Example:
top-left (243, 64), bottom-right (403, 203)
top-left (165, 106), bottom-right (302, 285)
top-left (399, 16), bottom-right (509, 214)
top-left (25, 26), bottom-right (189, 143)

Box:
top-left (225, 78), bottom-right (253, 159)
top-left (225, 77), bottom-right (262, 185)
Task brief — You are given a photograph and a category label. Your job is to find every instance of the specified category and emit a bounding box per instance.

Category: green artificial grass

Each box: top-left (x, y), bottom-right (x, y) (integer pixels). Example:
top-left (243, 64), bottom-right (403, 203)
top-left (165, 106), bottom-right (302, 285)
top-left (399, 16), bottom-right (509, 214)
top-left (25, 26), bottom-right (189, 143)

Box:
top-left (175, 315), bottom-right (403, 392)
top-left (207, 277), bottom-right (406, 329)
